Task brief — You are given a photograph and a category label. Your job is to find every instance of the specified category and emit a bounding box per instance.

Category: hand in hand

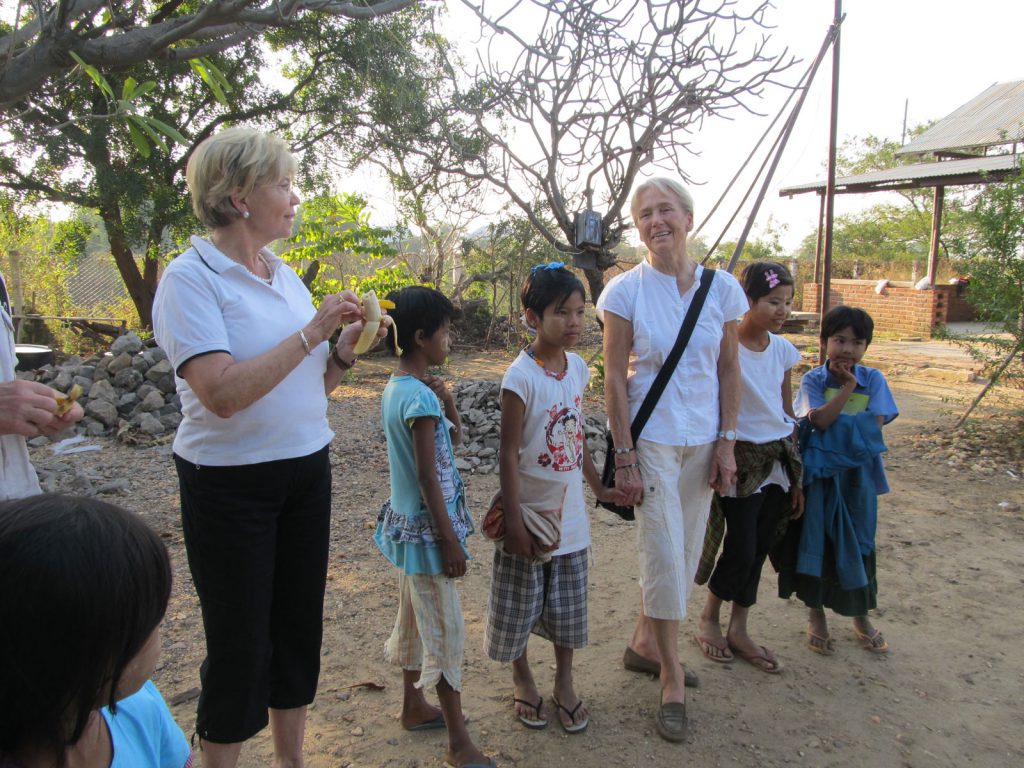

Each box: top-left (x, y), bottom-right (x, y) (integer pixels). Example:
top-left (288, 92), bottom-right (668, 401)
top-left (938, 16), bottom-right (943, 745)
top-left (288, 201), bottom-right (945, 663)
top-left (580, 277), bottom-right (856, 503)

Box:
top-left (614, 464), bottom-right (644, 506)
top-left (594, 483), bottom-right (628, 506)
top-left (790, 486), bottom-right (805, 520)
top-left (709, 440), bottom-right (737, 494)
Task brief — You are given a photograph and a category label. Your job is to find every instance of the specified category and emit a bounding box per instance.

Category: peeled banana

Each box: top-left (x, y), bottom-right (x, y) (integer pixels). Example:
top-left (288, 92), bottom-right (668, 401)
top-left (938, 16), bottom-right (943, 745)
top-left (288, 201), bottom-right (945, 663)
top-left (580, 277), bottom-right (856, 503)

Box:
top-left (55, 383), bottom-right (82, 416)
top-left (352, 290), bottom-right (398, 355)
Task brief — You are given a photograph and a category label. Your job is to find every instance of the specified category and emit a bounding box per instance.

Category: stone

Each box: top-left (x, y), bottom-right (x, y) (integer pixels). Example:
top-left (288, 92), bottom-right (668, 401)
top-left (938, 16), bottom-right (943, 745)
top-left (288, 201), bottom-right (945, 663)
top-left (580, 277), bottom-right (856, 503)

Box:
top-left (138, 412), bottom-right (166, 435)
top-left (113, 367), bottom-right (144, 391)
top-left (145, 359), bottom-right (173, 380)
top-left (85, 399), bottom-right (119, 427)
top-left (156, 374), bottom-right (176, 395)
top-left (72, 375), bottom-right (94, 392)
top-left (107, 352), bottom-right (133, 374)
top-left (52, 370), bottom-right (74, 391)
top-left (110, 332), bottom-right (144, 355)
top-left (140, 389), bottom-right (166, 413)
top-left (88, 379), bottom-right (117, 402)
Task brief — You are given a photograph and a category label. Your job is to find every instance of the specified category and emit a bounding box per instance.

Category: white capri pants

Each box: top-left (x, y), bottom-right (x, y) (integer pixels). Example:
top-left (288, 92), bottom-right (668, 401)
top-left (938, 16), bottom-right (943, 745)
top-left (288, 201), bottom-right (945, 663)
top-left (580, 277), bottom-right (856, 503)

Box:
top-left (635, 439), bottom-right (716, 621)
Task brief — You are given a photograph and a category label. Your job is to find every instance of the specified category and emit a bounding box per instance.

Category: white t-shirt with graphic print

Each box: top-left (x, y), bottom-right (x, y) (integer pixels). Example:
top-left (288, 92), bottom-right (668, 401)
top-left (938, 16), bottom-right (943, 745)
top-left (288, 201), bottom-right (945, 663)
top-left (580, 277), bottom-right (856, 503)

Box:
top-left (501, 350), bottom-right (591, 556)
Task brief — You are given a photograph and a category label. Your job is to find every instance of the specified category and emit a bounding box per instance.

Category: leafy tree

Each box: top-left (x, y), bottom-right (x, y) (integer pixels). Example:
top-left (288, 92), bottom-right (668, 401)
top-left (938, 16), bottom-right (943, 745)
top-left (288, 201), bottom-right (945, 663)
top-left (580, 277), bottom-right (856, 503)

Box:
top-left (947, 167), bottom-right (1024, 398)
top-left (283, 193), bottom-right (400, 302)
top-left (0, 4), bottom-right (439, 328)
top-left (0, 0), bottom-right (420, 113)
top-left (367, 0), bottom-right (794, 301)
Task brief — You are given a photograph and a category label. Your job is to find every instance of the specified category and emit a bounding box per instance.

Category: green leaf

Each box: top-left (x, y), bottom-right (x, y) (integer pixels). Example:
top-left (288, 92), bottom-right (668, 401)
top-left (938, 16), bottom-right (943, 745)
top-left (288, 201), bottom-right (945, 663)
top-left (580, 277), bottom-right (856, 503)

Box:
top-left (126, 118), bottom-right (152, 158)
top-left (122, 77), bottom-right (137, 101)
top-left (189, 58), bottom-right (229, 106)
top-left (69, 52), bottom-right (115, 100)
top-left (141, 116), bottom-right (187, 146)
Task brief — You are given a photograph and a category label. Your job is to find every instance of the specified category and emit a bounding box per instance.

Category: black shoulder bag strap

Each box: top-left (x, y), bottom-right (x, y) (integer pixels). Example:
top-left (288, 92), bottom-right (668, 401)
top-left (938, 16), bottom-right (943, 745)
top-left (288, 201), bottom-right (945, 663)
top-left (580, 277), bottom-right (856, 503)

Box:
top-left (628, 267), bottom-right (716, 444)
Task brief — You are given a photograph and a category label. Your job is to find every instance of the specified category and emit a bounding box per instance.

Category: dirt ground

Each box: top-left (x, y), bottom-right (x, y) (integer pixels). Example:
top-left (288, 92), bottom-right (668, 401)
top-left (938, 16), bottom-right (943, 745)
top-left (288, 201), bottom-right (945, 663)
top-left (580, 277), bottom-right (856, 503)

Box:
top-left (34, 337), bottom-right (1024, 768)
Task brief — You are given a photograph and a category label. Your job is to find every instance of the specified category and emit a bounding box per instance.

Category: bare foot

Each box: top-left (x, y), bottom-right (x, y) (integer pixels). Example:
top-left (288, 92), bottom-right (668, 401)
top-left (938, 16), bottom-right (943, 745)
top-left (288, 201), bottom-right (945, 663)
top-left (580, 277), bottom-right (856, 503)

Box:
top-left (400, 700), bottom-right (444, 730)
top-left (445, 745), bottom-right (494, 768)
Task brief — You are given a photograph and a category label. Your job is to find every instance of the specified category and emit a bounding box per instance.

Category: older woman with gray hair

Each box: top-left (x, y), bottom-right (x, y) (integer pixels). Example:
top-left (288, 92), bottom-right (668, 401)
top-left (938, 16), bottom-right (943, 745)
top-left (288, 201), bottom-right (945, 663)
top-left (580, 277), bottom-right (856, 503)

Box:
top-left (595, 177), bottom-right (746, 742)
top-left (153, 127), bottom-right (386, 767)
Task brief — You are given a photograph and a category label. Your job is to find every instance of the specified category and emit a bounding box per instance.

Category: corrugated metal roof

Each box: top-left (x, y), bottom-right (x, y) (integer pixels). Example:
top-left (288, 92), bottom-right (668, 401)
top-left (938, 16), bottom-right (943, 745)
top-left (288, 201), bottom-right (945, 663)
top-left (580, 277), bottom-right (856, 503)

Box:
top-left (896, 80), bottom-right (1024, 155)
top-left (778, 153), bottom-right (1020, 196)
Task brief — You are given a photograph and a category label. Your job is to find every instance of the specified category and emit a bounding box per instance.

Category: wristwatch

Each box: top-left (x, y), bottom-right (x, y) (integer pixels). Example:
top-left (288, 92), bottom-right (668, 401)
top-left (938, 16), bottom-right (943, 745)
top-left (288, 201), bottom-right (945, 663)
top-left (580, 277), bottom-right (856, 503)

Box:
top-left (717, 429), bottom-right (737, 441)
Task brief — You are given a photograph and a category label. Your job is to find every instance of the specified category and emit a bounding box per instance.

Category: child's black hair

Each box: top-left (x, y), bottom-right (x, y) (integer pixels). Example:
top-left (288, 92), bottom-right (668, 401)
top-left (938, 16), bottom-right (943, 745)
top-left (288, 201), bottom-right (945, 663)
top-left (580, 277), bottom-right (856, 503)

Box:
top-left (741, 261), bottom-right (795, 302)
top-left (0, 494), bottom-right (171, 763)
top-left (820, 305), bottom-right (874, 346)
top-left (385, 285), bottom-right (455, 356)
top-left (520, 263), bottom-right (585, 319)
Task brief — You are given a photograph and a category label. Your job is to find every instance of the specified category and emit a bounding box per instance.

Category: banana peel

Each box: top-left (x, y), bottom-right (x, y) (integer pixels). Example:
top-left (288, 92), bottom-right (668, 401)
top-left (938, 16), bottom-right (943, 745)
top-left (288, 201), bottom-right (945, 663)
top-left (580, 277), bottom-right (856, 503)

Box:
top-left (352, 291), bottom-right (400, 355)
top-left (54, 383), bottom-right (82, 416)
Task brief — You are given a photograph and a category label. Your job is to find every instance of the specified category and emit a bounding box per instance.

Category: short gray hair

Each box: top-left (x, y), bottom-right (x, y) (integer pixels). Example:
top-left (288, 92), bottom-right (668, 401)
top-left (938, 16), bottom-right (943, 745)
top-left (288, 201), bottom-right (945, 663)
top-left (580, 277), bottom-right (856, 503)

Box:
top-left (630, 178), bottom-right (695, 223)
top-left (186, 127), bottom-right (297, 230)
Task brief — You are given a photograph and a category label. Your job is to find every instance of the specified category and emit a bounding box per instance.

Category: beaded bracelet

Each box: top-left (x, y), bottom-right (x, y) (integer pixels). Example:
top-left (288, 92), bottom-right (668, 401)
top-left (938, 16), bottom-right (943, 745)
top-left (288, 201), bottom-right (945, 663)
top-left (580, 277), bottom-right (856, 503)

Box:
top-left (614, 463), bottom-right (640, 472)
top-left (613, 446), bottom-right (635, 455)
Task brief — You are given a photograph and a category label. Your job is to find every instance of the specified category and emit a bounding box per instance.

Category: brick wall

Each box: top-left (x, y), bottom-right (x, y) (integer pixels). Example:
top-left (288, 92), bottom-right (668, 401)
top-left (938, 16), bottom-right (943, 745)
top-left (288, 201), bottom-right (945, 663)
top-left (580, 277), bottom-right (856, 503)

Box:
top-left (801, 280), bottom-right (959, 337)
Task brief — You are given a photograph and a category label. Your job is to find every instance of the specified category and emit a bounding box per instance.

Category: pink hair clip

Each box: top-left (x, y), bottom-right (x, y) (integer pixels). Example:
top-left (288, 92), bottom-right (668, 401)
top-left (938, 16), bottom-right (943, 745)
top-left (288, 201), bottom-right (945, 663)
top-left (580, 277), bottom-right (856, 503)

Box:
top-left (765, 269), bottom-right (780, 289)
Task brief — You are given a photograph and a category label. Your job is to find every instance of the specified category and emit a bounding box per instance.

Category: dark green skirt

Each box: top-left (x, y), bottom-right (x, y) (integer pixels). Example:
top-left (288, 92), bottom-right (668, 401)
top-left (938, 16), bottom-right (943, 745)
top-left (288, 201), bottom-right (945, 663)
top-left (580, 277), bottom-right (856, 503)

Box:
top-left (771, 517), bottom-right (877, 617)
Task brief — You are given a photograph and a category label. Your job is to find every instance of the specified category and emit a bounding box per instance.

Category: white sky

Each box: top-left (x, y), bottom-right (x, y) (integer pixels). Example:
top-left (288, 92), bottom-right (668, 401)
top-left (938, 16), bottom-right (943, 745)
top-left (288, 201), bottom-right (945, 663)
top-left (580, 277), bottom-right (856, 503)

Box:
top-left (342, 0), bottom-right (1024, 254)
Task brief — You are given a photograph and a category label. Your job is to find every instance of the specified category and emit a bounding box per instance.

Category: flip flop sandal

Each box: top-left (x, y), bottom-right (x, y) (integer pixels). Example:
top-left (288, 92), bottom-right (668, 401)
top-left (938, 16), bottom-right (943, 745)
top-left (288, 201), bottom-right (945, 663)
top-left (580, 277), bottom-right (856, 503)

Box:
top-left (853, 628), bottom-right (890, 653)
top-left (622, 647), bottom-right (701, 688)
top-left (512, 696), bottom-right (548, 729)
top-left (693, 634), bottom-right (734, 663)
top-left (655, 700), bottom-right (687, 743)
top-left (806, 628), bottom-right (836, 656)
top-left (729, 643), bottom-right (782, 674)
top-left (402, 711), bottom-right (470, 731)
top-left (552, 694), bottom-right (589, 734)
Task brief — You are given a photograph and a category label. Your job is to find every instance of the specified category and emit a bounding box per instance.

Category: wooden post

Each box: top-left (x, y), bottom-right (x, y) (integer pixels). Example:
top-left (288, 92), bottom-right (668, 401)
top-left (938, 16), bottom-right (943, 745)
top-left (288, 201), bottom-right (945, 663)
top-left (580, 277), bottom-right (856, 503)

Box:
top-left (818, 0), bottom-right (843, 364)
top-left (813, 191), bottom-right (825, 283)
top-left (927, 185), bottom-right (945, 287)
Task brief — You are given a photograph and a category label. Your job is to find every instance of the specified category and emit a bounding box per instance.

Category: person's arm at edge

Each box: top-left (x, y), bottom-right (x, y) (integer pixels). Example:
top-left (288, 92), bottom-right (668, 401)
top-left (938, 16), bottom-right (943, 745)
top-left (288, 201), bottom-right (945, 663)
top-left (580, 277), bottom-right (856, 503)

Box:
top-left (710, 320), bottom-right (739, 493)
top-left (412, 414), bottom-right (467, 577)
top-left (602, 311), bottom-right (642, 505)
top-left (498, 388), bottom-right (540, 558)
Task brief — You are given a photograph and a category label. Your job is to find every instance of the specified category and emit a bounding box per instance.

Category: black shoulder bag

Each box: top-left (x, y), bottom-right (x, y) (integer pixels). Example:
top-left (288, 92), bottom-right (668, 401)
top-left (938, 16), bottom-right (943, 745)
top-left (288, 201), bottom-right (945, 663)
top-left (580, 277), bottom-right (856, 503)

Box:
top-left (598, 268), bottom-right (716, 521)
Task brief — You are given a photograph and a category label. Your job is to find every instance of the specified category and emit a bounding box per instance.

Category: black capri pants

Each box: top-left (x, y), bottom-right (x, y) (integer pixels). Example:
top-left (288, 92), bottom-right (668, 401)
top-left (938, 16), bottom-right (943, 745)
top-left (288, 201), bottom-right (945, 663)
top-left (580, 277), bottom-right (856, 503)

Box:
top-left (175, 446), bottom-right (331, 743)
top-left (708, 484), bottom-right (787, 608)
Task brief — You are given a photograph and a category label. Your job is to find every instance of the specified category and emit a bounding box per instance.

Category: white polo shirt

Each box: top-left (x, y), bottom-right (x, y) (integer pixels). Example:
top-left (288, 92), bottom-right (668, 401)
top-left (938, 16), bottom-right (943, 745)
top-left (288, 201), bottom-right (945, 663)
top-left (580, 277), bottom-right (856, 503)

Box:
top-left (153, 236), bottom-right (333, 466)
top-left (596, 261), bottom-right (748, 447)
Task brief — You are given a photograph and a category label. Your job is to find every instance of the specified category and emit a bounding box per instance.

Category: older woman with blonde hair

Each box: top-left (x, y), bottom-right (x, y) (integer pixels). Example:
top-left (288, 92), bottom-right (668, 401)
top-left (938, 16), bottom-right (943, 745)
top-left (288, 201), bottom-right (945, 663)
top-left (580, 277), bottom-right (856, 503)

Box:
top-left (153, 127), bottom-right (386, 767)
top-left (596, 177), bottom-right (746, 742)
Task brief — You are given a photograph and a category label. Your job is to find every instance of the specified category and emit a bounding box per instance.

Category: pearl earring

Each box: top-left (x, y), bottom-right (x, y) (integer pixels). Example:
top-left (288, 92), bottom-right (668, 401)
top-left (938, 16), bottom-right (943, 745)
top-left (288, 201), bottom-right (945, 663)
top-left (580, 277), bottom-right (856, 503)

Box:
top-left (242, 211), bottom-right (250, 219)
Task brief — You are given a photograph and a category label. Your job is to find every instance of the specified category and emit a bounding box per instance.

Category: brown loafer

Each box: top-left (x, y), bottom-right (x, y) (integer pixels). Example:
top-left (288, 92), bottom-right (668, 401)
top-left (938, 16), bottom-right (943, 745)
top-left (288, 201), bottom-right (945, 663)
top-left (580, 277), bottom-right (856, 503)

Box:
top-left (623, 647), bottom-right (700, 688)
top-left (655, 700), bottom-right (687, 743)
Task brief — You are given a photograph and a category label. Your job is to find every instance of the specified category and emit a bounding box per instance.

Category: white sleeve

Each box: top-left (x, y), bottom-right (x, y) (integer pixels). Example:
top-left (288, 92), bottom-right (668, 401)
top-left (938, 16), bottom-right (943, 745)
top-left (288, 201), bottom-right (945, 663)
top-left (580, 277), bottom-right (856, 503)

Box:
top-left (152, 262), bottom-right (230, 372)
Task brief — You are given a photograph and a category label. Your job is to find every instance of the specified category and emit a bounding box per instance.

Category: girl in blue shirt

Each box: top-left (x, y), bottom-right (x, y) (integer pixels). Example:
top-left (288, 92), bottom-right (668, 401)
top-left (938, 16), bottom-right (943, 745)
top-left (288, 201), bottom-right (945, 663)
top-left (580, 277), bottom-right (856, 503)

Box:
top-left (373, 286), bottom-right (493, 768)
top-left (779, 306), bottom-right (898, 656)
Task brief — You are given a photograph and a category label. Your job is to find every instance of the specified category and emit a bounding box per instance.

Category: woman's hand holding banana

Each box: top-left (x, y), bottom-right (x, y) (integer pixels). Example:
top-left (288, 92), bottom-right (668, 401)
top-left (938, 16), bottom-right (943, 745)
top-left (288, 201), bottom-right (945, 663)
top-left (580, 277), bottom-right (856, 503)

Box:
top-left (303, 290), bottom-right (362, 348)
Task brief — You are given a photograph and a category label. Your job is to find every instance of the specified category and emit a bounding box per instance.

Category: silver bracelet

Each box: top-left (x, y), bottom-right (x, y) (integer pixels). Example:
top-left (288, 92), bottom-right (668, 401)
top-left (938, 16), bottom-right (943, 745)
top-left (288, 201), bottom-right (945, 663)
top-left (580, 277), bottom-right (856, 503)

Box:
top-left (613, 446), bottom-right (635, 455)
top-left (298, 329), bottom-right (312, 356)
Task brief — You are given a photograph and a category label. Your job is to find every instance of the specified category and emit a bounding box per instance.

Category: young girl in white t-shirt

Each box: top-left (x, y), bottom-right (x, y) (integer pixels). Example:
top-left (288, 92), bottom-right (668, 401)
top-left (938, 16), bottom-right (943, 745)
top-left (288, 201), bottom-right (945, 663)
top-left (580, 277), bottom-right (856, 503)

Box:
top-left (484, 263), bottom-right (622, 734)
top-left (695, 261), bottom-right (804, 673)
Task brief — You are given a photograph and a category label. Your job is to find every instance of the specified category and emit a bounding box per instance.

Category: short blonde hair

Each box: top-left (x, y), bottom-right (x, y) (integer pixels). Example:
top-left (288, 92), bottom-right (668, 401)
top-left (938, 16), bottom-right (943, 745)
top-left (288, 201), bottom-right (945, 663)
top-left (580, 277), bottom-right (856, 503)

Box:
top-left (630, 177), bottom-right (695, 224)
top-left (186, 127), bottom-right (297, 229)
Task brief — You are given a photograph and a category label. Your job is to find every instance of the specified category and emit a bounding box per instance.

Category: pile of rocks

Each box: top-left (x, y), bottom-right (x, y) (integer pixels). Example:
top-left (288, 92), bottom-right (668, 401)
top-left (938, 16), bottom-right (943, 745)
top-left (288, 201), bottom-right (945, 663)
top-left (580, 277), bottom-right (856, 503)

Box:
top-left (451, 380), bottom-right (607, 474)
top-left (27, 333), bottom-right (181, 438)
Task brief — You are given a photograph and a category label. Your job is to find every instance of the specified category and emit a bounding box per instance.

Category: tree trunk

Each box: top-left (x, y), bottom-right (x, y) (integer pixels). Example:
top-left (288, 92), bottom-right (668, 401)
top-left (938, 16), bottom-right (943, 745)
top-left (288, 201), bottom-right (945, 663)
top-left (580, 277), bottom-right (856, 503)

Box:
top-left (101, 207), bottom-right (154, 328)
top-left (582, 267), bottom-right (606, 307)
